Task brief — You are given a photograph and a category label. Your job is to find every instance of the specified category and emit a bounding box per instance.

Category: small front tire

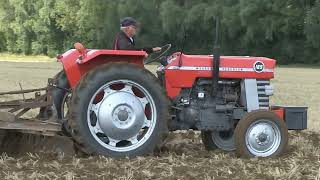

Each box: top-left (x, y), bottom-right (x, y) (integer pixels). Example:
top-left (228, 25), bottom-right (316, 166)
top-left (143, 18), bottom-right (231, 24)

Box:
top-left (234, 111), bottom-right (288, 158)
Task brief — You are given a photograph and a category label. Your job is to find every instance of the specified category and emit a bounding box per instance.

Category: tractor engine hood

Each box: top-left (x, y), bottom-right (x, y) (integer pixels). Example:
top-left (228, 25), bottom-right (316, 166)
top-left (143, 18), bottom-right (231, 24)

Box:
top-left (165, 53), bottom-right (276, 80)
top-left (163, 53), bottom-right (276, 98)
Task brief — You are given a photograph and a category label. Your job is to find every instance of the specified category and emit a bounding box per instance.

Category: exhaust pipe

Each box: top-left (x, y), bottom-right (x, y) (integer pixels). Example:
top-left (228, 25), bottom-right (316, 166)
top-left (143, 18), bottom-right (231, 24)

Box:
top-left (211, 17), bottom-right (220, 97)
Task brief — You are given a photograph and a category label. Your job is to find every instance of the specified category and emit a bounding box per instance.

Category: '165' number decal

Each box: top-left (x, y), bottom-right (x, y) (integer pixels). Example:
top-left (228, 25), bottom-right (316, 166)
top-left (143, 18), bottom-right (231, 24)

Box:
top-left (253, 61), bottom-right (265, 73)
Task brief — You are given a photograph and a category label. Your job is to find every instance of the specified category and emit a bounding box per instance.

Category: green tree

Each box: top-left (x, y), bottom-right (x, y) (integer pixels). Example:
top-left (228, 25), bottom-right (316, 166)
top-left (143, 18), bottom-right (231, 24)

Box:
top-left (0, 0), bottom-right (319, 64)
top-left (305, 0), bottom-right (320, 63)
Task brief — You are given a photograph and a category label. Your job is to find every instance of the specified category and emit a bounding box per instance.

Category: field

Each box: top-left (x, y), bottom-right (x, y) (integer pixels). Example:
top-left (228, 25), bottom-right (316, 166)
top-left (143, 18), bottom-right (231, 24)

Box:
top-left (0, 61), bottom-right (319, 179)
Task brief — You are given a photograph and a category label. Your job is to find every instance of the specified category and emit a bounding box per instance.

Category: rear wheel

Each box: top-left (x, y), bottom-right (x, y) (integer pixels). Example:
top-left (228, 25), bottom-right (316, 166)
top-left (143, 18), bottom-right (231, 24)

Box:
top-left (69, 63), bottom-right (169, 157)
top-left (234, 111), bottom-right (288, 157)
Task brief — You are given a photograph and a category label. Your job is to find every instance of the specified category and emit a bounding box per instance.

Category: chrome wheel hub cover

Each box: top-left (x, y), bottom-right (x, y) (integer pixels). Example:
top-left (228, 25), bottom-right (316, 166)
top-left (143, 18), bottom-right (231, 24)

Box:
top-left (87, 80), bottom-right (156, 152)
top-left (98, 91), bottom-right (145, 140)
top-left (245, 119), bottom-right (281, 157)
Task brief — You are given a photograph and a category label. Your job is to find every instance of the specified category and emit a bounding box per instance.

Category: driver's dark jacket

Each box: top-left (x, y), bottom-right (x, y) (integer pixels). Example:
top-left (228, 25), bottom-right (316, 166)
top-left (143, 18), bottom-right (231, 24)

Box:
top-left (112, 31), bottom-right (153, 53)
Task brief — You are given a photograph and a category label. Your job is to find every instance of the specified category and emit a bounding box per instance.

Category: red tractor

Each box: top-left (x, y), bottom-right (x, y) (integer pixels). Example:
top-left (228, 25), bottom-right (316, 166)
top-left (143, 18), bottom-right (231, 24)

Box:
top-left (0, 35), bottom-right (307, 158)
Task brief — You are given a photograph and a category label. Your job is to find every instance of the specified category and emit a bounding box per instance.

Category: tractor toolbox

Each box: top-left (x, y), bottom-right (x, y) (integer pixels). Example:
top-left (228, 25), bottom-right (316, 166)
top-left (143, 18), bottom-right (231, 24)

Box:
top-left (272, 106), bottom-right (308, 130)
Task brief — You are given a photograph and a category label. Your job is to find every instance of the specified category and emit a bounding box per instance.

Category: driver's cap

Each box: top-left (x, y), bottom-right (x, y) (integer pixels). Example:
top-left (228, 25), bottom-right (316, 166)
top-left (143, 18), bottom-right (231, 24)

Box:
top-left (120, 17), bottom-right (139, 27)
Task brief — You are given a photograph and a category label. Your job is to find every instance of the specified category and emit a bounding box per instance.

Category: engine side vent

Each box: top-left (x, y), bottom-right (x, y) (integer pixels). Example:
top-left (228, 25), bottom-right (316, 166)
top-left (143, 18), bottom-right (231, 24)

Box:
top-left (257, 79), bottom-right (271, 109)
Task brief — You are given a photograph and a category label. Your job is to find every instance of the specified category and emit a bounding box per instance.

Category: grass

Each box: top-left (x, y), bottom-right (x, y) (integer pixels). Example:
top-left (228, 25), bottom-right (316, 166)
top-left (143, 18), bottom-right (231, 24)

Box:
top-left (271, 67), bottom-right (320, 132)
top-left (277, 64), bottom-right (320, 69)
top-left (0, 53), bottom-right (54, 62)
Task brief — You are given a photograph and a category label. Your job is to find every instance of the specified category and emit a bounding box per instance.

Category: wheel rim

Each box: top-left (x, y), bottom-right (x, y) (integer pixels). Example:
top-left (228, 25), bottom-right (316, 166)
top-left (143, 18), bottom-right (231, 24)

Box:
top-left (245, 119), bottom-right (281, 157)
top-left (87, 79), bottom-right (156, 152)
top-left (211, 130), bottom-right (235, 151)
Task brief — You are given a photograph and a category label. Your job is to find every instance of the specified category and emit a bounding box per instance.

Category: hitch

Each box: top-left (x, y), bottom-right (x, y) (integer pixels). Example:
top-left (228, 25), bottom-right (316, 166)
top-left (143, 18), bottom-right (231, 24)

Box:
top-left (48, 78), bottom-right (71, 93)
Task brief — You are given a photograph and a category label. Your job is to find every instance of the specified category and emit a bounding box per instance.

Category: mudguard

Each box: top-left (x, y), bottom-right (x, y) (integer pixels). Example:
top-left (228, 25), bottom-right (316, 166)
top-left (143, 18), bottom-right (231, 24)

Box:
top-left (58, 49), bottom-right (146, 88)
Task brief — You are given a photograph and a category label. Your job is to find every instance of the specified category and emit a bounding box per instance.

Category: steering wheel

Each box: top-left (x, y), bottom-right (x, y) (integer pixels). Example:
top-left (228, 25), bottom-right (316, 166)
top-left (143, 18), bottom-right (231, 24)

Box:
top-left (144, 44), bottom-right (172, 64)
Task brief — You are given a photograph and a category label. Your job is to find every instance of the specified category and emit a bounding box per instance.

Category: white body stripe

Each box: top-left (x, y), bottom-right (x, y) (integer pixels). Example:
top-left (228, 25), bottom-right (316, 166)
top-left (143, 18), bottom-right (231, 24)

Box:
top-left (167, 66), bottom-right (274, 73)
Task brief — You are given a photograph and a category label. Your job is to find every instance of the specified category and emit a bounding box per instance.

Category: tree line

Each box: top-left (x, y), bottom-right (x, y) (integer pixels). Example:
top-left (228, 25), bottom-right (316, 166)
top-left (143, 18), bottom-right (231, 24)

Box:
top-left (0, 0), bottom-right (319, 64)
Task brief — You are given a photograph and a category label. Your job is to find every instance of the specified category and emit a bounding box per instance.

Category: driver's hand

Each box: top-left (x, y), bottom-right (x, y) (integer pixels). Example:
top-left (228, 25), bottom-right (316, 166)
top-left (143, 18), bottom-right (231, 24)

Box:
top-left (152, 47), bottom-right (162, 52)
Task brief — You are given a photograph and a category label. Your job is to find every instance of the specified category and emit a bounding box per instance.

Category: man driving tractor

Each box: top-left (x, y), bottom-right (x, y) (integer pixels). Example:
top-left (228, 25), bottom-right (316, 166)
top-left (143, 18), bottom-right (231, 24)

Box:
top-left (113, 17), bottom-right (161, 55)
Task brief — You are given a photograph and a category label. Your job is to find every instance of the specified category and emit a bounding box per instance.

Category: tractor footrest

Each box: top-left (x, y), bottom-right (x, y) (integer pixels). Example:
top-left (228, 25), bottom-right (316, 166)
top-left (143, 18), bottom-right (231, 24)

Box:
top-left (272, 106), bottom-right (308, 130)
top-left (0, 119), bottom-right (61, 136)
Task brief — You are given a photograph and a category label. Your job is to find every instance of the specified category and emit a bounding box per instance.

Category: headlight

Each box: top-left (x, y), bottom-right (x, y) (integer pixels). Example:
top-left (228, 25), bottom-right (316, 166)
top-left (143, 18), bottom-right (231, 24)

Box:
top-left (265, 85), bottom-right (274, 96)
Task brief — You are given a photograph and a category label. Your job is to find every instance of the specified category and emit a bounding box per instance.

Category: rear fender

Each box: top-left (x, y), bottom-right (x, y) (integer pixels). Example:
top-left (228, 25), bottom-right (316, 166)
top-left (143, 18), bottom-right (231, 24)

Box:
top-left (59, 49), bottom-right (146, 88)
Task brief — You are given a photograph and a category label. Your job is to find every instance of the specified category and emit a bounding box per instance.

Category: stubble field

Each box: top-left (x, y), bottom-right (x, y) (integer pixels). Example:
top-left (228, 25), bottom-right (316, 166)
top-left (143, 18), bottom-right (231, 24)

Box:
top-left (0, 61), bottom-right (319, 179)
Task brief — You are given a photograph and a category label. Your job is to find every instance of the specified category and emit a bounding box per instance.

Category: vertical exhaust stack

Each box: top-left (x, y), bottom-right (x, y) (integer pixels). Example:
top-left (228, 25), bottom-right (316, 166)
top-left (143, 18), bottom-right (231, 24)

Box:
top-left (211, 17), bottom-right (220, 97)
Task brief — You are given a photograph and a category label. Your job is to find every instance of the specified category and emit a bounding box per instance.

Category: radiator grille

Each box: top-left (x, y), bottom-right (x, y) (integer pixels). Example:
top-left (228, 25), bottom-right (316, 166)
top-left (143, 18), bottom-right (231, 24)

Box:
top-left (257, 79), bottom-right (271, 109)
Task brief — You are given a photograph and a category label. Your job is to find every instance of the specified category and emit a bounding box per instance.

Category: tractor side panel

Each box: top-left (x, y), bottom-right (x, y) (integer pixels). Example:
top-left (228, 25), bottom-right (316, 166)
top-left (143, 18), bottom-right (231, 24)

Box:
top-left (59, 49), bottom-right (145, 88)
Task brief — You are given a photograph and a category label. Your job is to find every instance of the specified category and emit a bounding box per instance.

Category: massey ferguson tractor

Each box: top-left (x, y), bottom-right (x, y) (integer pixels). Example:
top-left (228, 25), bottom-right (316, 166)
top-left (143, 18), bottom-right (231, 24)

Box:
top-left (0, 26), bottom-right (307, 158)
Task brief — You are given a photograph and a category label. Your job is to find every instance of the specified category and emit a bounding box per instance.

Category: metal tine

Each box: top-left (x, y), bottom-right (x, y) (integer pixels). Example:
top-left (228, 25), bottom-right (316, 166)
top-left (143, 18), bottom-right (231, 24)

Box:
top-left (19, 83), bottom-right (25, 100)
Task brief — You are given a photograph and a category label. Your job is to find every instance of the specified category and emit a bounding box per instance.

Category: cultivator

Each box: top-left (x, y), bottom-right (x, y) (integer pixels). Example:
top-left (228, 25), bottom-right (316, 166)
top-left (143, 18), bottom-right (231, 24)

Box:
top-left (0, 79), bottom-right (61, 136)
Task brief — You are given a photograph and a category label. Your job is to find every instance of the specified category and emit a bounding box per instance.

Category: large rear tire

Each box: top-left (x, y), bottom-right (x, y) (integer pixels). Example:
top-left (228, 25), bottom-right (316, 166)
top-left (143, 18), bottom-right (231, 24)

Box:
top-left (234, 111), bottom-right (288, 158)
top-left (68, 63), bottom-right (169, 157)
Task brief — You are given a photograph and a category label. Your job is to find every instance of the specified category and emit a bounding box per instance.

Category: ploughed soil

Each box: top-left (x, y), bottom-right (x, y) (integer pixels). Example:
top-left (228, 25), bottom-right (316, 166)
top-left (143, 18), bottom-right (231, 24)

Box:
top-left (0, 61), bottom-right (319, 179)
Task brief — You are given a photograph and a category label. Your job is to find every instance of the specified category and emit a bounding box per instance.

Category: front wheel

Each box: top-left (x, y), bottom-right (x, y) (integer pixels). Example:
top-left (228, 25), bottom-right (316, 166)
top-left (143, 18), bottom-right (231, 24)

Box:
top-left (201, 130), bottom-right (235, 151)
top-left (69, 63), bottom-right (169, 157)
top-left (234, 111), bottom-right (288, 158)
